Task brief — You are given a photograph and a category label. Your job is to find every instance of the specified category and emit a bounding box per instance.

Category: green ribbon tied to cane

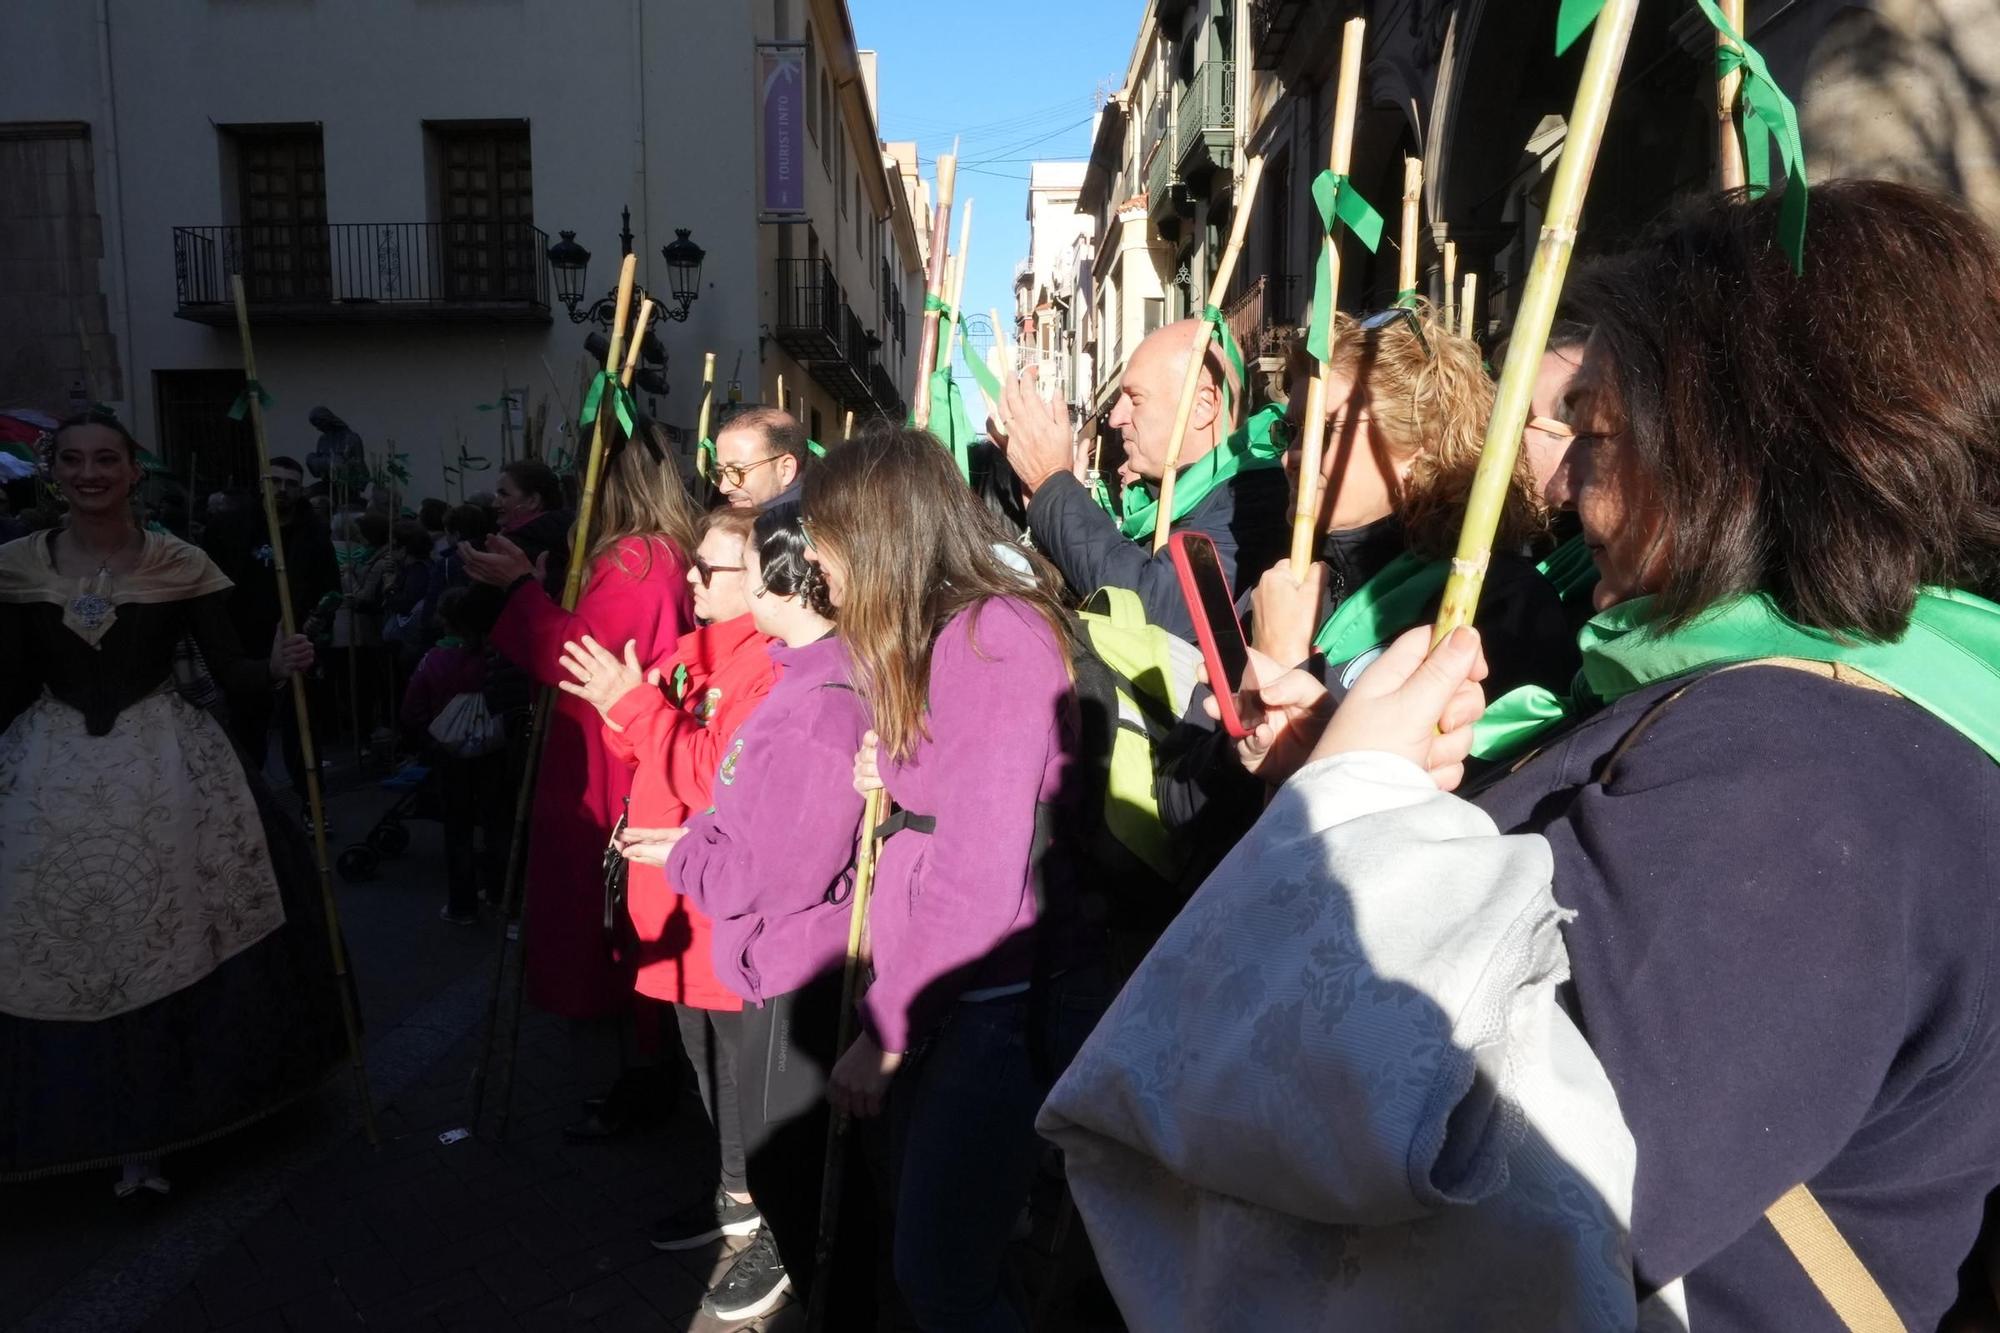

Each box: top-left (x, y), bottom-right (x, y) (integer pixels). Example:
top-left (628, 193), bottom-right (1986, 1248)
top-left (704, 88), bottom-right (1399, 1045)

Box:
top-left (578, 369), bottom-right (638, 438)
top-left (226, 379), bottom-right (274, 422)
top-left (1394, 288), bottom-right (1419, 309)
top-left (1306, 171), bottom-right (1386, 363)
top-left (697, 437), bottom-right (717, 480)
top-left (961, 335), bottom-right (1004, 406)
top-left (1554, 0), bottom-right (1604, 56)
top-left (1198, 304), bottom-right (1248, 424)
top-left (1697, 0), bottom-right (1808, 272)
top-left (806, 439), bottom-right (827, 459)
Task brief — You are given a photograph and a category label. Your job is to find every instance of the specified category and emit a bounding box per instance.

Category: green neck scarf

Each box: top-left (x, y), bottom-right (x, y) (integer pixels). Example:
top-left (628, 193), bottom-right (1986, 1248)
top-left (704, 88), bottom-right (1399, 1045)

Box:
top-left (1117, 404), bottom-right (1286, 541)
top-left (1312, 549), bottom-right (1446, 670)
top-left (1537, 533), bottom-right (1601, 603)
top-left (1473, 588), bottom-right (2000, 763)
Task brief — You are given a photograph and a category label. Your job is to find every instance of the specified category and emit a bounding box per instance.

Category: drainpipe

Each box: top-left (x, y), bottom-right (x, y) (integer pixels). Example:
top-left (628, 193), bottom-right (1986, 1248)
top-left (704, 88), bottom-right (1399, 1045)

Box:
top-left (94, 0), bottom-right (136, 419)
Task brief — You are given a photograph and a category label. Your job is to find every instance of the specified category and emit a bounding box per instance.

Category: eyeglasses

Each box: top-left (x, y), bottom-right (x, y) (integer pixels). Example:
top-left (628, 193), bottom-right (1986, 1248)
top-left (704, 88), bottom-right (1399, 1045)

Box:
top-left (693, 558), bottom-right (744, 585)
top-left (1525, 415), bottom-right (1574, 441)
top-left (716, 455), bottom-right (783, 488)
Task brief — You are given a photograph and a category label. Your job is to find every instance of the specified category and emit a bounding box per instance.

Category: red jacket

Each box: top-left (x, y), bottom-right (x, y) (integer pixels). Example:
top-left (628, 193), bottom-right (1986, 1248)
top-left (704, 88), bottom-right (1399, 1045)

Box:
top-left (605, 613), bottom-right (778, 1008)
top-left (491, 536), bottom-right (693, 1019)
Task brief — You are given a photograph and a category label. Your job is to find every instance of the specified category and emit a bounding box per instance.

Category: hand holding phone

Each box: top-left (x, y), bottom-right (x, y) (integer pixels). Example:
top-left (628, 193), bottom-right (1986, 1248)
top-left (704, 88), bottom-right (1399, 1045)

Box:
top-left (1169, 532), bottom-right (1254, 738)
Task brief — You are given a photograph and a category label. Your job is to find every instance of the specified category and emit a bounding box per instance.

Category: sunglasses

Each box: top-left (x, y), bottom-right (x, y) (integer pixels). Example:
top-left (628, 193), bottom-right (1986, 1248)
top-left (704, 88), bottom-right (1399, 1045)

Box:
top-left (716, 455), bottom-right (783, 488)
top-left (693, 558), bottom-right (744, 584)
top-left (1356, 305), bottom-right (1433, 359)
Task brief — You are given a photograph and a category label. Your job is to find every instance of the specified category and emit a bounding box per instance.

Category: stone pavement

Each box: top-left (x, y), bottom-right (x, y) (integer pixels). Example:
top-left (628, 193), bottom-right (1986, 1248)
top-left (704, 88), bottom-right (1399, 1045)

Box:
top-left (3, 746), bottom-right (1121, 1333)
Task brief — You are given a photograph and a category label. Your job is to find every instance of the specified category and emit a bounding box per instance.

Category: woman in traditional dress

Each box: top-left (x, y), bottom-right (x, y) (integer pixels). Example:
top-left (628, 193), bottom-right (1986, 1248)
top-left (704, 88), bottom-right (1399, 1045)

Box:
top-left (0, 411), bottom-right (348, 1193)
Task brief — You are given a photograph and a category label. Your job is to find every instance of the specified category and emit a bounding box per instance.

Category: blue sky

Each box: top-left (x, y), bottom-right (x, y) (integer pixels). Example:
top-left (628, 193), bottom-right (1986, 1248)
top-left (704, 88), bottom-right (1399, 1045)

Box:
top-left (849, 0), bottom-right (1144, 403)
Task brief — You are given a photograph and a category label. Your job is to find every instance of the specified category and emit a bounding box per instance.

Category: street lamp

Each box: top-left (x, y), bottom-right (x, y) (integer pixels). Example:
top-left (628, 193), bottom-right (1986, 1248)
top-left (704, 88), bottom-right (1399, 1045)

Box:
top-left (659, 229), bottom-right (705, 322)
top-left (546, 207), bottom-right (704, 329)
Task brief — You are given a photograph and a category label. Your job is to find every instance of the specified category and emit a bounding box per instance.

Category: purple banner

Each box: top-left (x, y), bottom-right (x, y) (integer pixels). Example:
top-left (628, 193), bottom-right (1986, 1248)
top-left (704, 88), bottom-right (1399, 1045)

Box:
top-left (760, 45), bottom-right (806, 216)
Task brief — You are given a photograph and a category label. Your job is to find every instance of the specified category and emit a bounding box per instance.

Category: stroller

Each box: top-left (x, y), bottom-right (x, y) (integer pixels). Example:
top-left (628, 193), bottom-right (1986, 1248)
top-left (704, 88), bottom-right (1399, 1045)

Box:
top-left (336, 760), bottom-right (442, 881)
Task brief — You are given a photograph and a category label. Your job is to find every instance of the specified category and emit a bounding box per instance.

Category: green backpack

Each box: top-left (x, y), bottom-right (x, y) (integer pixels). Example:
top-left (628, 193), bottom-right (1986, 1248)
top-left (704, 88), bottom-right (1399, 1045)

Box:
top-left (1068, 586), bottom-right (1207, 941)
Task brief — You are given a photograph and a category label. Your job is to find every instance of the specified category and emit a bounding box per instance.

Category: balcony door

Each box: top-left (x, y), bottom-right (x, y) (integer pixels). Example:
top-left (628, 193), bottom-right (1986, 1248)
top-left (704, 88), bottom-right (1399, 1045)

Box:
top-left (433, 123), bottom-right (535, 301)
top-left (236, 127), bottom-right (329, 302)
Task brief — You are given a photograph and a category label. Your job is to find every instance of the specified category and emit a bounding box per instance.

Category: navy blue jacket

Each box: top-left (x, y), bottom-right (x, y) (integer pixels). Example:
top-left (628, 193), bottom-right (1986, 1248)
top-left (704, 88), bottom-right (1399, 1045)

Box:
top-left (1025, 464), bottom-right (1291, 643)
top-left (1476, 665), bottom-right (2000, 1331)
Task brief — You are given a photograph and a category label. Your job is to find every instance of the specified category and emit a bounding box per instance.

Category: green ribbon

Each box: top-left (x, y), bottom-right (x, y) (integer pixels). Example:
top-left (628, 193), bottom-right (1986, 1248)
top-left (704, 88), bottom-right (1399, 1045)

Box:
top-left (921, 368), bottom-right (975, 483)
top-left (670, 662), bottom-right (690, 703)
top-left (1313, 550), bottom-right (1449, 671)
top-left (1306, 171), bottom-right (1386, 363)
top-left (1537, 533), bottom-right (1602, 605)
top-left (1555, 0), bottom-right (1604, 56)
top-left (807, 439), bottom-right (827, 458)
top-left (1088, 472), bottom-right (1116, 519)
top-left (1473, 587), bottom-right (2000, 763)
top-left (961, 335), bottom-right (1004, 406)
top-left (579, 369), bottom-right (638, 438)
top-left (1697, 0), bottom-right (1809, 273)
top-left (923, 293), bottom-right (951, 317)
top-left (457, 445), bottom-right (491, 472)
top-left (1393, 288), bottom-right (1419, 309)
top-left (1199, 304), bottom-right (1248, 424)
top-left (1118, 403), bottom-right (1286, 541)
top-left (226, 379), bottom-right (274, 421)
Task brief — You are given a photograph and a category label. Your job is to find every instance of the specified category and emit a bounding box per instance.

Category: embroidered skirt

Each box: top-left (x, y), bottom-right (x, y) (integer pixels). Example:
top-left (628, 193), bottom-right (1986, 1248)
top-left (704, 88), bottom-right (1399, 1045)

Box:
top-left (0, 692), bottom-right (350, 1179)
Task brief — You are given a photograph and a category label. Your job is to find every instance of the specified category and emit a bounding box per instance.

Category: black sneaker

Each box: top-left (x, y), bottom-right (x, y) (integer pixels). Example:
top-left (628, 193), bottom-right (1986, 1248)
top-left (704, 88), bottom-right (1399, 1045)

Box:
top-left (700, 1228), bottom-right (791, 1322)
top-left (652, 1187), bottom-right (762, 1251)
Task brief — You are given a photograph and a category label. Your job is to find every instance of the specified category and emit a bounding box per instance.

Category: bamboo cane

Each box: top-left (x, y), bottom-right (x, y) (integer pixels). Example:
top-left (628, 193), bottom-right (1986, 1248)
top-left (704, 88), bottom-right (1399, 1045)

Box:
top-left (940, 199), bottom-right (974, 374)
top-left (911, 144), bottom-right (960, 430)
top-left (1717, 0), bottom-right (1747, 191)
top-left (1432, 0), bottom-right (1640, 642)
top-left (1460, 272), bottom-right (1478, 340)
top-left (842, 408), bottom-right (854, 442)
top-left (1289, 19), bottom-right (1367, 575)
top-left (807, 785), bottom-right (887, 1332)
top-left (1152, 156), bottom-right (1267, 555)
top-left (230, 275), bottom-right (377, 1145)
top-left (777, 373), bottom-right (787, 414)
top-left (1442, 240), bottom-right (1459, 331)
top-left (695, 351), bottom-right (716, 481)
top-left (1399, 157), bottom-right (1423, 299)
top-left (470, 254), bottom-right (640, 1140)
top-left (622, 299), bottom-right (656, 390)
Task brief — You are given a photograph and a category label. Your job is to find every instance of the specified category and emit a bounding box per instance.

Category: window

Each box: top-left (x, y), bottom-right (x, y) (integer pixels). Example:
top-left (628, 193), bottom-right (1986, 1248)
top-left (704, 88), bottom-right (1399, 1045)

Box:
top-left (430, 121), bottom-right (535, 300)
top-left (820, 75), bottom-right (832, 173)
top-left (155, 369), bottom-right (257, 487)
top-left (228, 124), bottom-right (329, 301)
top-left (805, 27), bottom-right (819, 141)
top-left (1144, 296), bottom-right (1164, 333)
top-left (809, 407), bottom-right (823, 441)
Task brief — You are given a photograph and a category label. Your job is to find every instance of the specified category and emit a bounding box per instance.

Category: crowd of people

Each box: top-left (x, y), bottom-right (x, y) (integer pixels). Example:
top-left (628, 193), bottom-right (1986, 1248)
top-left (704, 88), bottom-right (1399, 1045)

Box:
top-left (6, 177), bottom-right (2000, 1331)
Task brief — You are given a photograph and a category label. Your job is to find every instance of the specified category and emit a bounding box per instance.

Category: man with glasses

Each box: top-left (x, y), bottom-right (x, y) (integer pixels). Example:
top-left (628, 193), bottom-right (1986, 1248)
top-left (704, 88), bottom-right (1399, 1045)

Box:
top-left (995, 319), bottom-right (1291, 641)
top-left (713, 408), bottom-right (811, 510)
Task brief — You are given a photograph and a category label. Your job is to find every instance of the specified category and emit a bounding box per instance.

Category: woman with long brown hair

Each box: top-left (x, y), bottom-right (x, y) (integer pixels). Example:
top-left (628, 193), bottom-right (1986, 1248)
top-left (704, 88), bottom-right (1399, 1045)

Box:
top-left (461, 426), bottom-right (701, 1129)
top-left (804, 426), bottom-right (1110, 1330)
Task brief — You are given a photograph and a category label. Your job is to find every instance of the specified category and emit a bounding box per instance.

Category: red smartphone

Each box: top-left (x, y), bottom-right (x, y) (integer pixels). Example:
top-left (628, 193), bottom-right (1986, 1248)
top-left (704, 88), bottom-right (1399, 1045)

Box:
top-left (1168, 531), bottom-right (1253, 738)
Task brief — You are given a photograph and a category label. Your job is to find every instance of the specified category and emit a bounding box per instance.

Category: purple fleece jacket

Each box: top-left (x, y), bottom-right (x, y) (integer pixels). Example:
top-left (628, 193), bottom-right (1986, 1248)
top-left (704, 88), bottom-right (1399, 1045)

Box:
top-left (862, 597), bottom-right (1082, 1053)
top-left (665, 634), bottom-right (867, 1006)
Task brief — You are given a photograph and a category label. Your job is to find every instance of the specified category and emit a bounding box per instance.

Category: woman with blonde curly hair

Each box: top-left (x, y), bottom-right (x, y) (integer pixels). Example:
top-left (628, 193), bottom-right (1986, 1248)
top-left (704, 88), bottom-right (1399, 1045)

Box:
top-left (1249, 301), bottom-right (1573, 697)
top-left (1159, 303), bottom-right (1577, 880)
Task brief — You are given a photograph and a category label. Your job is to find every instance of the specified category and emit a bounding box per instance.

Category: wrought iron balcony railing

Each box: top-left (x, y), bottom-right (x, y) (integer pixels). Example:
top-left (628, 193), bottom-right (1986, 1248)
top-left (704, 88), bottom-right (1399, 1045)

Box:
top-left (172, 222), bottom-right (551, 325)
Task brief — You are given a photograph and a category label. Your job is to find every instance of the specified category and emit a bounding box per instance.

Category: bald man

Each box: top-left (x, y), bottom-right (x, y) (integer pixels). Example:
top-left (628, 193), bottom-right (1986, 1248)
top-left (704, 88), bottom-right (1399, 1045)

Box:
top-left (997, 319), bottom-right (1290, 640)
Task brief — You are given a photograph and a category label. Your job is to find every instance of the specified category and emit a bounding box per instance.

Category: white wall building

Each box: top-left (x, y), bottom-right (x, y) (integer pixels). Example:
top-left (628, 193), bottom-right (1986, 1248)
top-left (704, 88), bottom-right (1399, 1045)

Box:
top-left (1010, 160), bottom-right (1092, 417)
top-left (0, 0), bottom-right (926, 502)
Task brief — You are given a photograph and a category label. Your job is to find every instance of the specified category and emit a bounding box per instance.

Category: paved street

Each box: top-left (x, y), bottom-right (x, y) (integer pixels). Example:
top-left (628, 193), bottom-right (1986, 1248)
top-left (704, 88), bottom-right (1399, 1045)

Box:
top-left (2, 747), bottom-right (1114, 1333)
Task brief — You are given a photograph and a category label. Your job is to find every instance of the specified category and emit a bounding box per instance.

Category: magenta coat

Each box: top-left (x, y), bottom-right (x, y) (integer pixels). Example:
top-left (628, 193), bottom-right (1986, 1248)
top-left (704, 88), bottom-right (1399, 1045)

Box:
top-left (491, 536), bottom-right (694, 1019)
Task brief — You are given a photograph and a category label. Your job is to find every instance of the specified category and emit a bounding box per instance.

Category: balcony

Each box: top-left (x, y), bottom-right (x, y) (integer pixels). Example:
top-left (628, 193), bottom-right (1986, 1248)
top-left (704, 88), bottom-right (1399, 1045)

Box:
top-left (1175, 61), bottom-right (1236, 187)
top-left (172, 223), bottom-right (551, 326)
top-left (869, 359), bottom-right (905, 421)
top-left (1248, 0), bottom-right (1308, 70)
top-left (1224, 273), bottom-right (1303, 364)
top-left (773, 257), bottom-right (844, 361)
top-left (1145, 137), bottom-right (1184, 242)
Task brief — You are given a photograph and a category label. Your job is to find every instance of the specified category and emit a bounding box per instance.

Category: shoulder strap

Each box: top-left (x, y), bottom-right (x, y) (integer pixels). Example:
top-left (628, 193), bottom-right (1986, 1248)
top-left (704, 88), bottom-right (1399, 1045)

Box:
top-left (1765, 1184), bottom-right (1907, 1333)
